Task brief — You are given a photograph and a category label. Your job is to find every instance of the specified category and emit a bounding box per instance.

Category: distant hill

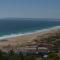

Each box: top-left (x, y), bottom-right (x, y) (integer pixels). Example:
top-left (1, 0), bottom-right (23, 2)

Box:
top-left (0, 18), bottom-right (60, 21)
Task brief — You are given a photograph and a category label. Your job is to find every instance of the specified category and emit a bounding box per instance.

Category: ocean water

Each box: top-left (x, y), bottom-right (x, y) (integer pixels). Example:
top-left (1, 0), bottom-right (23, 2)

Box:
top-left (0, 18), bottom-right (60, 39)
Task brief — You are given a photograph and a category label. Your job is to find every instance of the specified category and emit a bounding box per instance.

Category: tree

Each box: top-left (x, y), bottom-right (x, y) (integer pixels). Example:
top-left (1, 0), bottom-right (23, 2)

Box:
top-left (8, 49), bottom-right (15, 56)
top-left (44, 53), bottom-right (60, 60)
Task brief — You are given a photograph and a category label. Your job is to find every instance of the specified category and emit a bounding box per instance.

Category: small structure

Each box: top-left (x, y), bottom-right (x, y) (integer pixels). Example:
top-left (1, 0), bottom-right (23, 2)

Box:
top-left (2, 42), bottom-right (56, 56)
top-left (15, 43), bottom-right (50, 56)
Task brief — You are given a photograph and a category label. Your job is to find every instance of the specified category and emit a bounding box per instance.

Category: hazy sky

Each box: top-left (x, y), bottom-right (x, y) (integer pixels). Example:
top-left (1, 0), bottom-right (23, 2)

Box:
top-left (0, 0), bottom-right (60, 18)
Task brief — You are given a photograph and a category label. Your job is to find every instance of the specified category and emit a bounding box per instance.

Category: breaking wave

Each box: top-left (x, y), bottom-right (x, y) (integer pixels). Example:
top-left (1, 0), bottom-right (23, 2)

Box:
top-left (0, 26), bottom-right (60, 40)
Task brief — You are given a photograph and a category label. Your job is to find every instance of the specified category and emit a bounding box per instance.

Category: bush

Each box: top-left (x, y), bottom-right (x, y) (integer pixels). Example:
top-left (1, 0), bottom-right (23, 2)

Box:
top-left (44, 53), bottom-right (60, 60)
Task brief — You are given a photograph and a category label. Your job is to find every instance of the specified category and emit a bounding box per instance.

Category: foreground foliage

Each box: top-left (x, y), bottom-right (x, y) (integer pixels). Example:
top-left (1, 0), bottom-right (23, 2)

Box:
top-left (0, 50), bottom-right (60, 60)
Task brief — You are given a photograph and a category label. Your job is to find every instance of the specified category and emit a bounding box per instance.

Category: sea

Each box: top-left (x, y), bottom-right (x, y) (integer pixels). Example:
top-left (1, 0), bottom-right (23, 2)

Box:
top-left (0, 18), bottom-right (60, 40)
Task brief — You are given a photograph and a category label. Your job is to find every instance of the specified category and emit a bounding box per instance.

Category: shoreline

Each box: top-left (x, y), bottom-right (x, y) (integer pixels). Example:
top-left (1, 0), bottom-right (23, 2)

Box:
top-left (0, 26), bottom-right (60, 40)
top-left (0, 26), bottom-right (60, 49)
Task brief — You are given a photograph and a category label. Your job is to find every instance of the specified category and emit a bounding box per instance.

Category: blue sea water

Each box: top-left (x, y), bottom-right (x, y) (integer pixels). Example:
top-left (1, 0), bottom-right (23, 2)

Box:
top-left (0, 18), bottom-right (60, 39)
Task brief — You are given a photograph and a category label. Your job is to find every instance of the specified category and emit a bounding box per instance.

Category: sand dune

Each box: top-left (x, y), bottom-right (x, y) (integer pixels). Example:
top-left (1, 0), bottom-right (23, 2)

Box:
top-left (0, 28), bottom-right (60, 49)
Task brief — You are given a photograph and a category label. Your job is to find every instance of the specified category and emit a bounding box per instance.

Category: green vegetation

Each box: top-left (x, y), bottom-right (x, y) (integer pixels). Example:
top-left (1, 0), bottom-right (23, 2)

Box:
top-left (0, 50), bottom-right (60, 60)
top-left (44, 53), bottom-right (60, 60)
top-left (0, 50), bottom-right (36, 60)
top-left (0, 32), bottom-right (60, 60)
top-left (39, 32), bottom-right (60, 43)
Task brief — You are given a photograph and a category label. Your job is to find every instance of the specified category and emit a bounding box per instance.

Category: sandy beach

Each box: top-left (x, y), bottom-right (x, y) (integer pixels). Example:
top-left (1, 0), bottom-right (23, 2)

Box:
top-left (0, 28), bottom-right (60, 49)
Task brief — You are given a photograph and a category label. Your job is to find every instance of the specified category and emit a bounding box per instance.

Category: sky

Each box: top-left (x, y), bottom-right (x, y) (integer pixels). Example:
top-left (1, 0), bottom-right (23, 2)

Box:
top-left (0, 0), bottom-right (60, 18)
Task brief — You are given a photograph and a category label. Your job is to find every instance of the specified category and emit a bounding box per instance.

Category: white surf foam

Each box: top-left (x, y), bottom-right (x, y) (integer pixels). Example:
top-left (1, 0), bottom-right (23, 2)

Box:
top-left (0, 26), bottom-right (60, 40)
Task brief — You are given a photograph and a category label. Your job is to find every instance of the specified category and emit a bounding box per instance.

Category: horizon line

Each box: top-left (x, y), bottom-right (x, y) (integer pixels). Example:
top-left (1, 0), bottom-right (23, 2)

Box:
top-left (0, 17), bottom-right (60, 19)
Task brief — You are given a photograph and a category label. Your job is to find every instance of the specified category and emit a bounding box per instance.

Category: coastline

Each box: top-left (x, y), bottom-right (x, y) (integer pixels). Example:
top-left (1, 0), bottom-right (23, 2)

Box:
top-left (0, 26), bottom-right (60, 49)
top-left (0, 26), bottom-right (60, 40)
